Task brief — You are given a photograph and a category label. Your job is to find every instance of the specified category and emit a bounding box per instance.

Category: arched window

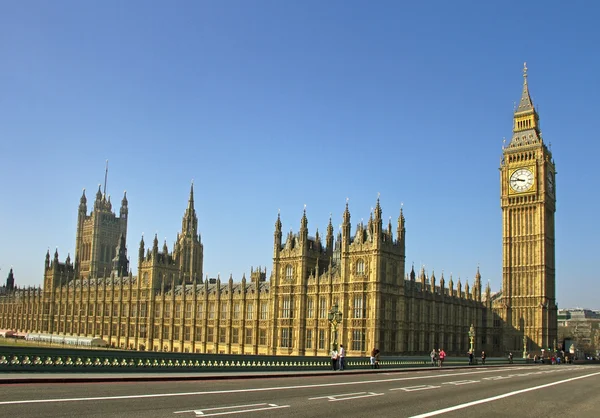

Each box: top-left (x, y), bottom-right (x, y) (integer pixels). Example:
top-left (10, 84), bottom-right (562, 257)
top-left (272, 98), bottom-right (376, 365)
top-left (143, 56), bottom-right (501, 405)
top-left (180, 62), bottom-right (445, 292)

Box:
top-left (285, 265), bottom-right (293, 280)
top-left (356, 259), bottom-right (365, 275)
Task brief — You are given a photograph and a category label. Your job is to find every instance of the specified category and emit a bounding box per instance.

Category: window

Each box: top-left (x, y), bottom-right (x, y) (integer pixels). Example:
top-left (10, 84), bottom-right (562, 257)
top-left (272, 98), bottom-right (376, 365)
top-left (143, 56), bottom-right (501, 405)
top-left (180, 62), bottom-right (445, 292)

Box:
top-left (162, 325), bottom-right (170, 339)
top-left (173, 326), bottom-right (180, 340)
top-left (260, 302), bottom-right (268, 320)
top-left (282, 296), bottom-right (292, 318)
top-left (245, 328), bottom-right (253, 345)
top-left (233, 302), bottom-right (241, 319)
top-left (140, 303), bottom-right (147, 318)
top-left (281, 328), bottom-right (292, 348)
top-left (196, 303), bottom-right (203, 319)
top-left (208, 302), bottom-right (215, 319)
top-left (285, 265), bottom-right (293, 280)
top-left (220, 302), bottom-right (228, 320)
top-left (207, 327), bottom-right (214, 342)
top-left (306, 329), bottom-right (313, 349)
top-left (259, 328), bottom-right (267, 345)
top-left (219, 328), bottom-right (226, 343)
top-left (164, 303), bottom-right (171, 319)
top-left (232, 328), bottom-right (239, 344)
top-left (353, 295), bottom-right (364, 318)
top-left (352, 330), bottom-right (365, 351)
top-left (319, 297), bottom-right (327, 319)
top-left (153, 325), bottom-right (160, 338)
top-left (318, 330), bottom-right (325, 349)
top-left (184, 326), bottom-right (191, 341)
top-left (307, 298), bottom-right (314, 318)
top-left (185, 303), bottom-right (192, 319)
top-left (175, 302), bottom-right (182, 318)
top-left (356, 259), bottom-right (365, 275)
top-left (195, 326), bottom-right (202, 341)
top-left (247, 302), bottom-right (254, 320)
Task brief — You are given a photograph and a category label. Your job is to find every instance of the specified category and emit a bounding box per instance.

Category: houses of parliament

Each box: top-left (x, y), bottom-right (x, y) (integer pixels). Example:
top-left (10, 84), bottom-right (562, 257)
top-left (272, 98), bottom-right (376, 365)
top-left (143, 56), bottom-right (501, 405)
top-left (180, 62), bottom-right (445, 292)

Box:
top-left (0, 66), bottom-right (557, 357)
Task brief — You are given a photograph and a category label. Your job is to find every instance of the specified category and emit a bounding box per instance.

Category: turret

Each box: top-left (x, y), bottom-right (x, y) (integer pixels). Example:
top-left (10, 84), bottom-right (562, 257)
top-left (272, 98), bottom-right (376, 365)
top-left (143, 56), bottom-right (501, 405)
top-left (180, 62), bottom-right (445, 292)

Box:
top-left (342, 199), bottom-right (351, 246)
top-left (410, 263), bottom-right (415, 281)
top-left (6, 268), bottom-right (15, 290)
top-left (152, 234), bottom-right (159, 258)
top-left (373, 196), bottom-right (382, 237)
top-left (326, 214), bottom-right (334, 254)
top-left (79, 189), bottom-right (87, 215)
top-left (430, 270), bottom-right (436, 293)
top-left (120, 191), bottom-right (128, 218)
top-left (139, 235), bottom-right (145, 265)
top-left (397, 206), bottom-right (406, 245)
top-left (45, 249), bottom-right (51, 270)
top-left (439, 272), bottom-right (445, 296)
top-left (475, 266), bottom-right (482, 301)
top-left (274, 211), bottom-right (282, 255)
top-left (299, 206), bottom-right (308, 242)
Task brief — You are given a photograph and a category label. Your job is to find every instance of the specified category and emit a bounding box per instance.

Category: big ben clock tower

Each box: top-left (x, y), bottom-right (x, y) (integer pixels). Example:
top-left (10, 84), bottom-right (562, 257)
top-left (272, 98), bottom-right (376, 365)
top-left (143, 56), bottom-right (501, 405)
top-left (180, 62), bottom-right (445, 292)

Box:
top-left (497, 63), bottom-right (557, 354)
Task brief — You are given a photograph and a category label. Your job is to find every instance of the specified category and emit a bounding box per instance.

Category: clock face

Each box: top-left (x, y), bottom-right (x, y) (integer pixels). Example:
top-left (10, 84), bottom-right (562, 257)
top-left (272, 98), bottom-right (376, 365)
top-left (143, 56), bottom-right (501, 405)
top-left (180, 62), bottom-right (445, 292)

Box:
top-left (509, 168), bottom-right (534, 192)
top-left (547, 171), bottom-right (554, 195)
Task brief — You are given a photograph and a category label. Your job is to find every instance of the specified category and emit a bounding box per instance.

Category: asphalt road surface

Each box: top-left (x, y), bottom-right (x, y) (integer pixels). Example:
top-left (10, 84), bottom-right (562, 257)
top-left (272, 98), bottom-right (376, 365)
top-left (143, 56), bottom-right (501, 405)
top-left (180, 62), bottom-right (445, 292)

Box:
top-left (1, 365), bottom-right (598, 417)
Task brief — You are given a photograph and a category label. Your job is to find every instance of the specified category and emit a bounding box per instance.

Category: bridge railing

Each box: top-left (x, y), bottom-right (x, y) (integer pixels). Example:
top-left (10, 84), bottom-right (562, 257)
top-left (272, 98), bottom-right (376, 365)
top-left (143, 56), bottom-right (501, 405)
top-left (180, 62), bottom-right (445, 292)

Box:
top-left (0, 345), bottom-right (525, 373)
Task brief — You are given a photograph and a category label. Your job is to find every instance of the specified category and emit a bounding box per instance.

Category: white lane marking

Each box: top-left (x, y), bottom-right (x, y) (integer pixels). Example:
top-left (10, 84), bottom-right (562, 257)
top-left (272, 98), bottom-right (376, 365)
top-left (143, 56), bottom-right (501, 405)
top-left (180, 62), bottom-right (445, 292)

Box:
top-left (180, 403), bottom-right (290, 417)
top-left (0, 367), bottom-right (572, 406)
top-left (409, 371), bottom-right (600, 418)
top-left (391, 385), bottom-right (441, 392)
top-left (442, 380), bottom-right (479, 386)
top-left (309, 392), bottom-right (384, 401)
top-left (309, 392), bottom-right (367, 400)
top-left (174, 403), bottom-right (269, 413)
top-left (482, 376), bottom-right (510, 381)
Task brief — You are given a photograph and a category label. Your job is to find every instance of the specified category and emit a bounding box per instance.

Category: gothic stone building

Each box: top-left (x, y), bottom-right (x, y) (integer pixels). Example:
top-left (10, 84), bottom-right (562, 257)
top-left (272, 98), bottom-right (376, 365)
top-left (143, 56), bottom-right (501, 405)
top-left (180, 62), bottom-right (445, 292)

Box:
top-left (0, 66), bottom-right (556, 356)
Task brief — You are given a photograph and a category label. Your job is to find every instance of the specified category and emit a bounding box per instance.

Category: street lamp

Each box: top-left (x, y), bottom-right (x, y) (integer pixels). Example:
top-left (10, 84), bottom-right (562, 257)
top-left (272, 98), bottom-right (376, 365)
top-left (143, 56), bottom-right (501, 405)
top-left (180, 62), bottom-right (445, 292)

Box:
top-left (328, 303), bottom-right (342, 352)
top-left (468, 324), bottom-right (475, 354)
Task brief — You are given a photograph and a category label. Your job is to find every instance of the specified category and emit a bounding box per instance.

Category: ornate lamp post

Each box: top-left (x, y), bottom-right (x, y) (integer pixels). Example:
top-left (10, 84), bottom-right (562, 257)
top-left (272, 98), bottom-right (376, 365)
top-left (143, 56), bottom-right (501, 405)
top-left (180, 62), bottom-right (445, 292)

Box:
top-left (468, 324), bottom-right (475, 354)
top-left (523, 334), bottom-right (528, 359)
top-left (328, 303), bottom-right (342, 352)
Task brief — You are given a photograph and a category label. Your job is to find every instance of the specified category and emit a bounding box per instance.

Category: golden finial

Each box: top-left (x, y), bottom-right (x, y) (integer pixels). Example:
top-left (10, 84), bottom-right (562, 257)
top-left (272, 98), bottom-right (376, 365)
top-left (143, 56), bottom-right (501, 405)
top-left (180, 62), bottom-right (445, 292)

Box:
top-left (523, 62), bottom-right (528, 78)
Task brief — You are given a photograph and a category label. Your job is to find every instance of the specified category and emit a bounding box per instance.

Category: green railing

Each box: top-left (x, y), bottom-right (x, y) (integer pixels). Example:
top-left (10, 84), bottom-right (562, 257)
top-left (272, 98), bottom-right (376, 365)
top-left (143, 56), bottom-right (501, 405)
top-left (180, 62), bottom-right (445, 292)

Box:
top-left (0, 345), bottom-right (521, 373)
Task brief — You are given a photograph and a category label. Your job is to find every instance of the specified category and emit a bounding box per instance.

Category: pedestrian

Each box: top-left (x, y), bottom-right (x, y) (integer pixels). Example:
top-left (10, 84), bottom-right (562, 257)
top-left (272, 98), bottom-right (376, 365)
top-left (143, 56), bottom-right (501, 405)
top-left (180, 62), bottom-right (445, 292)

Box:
top-left (468, 351), bottom-right (474, 365)
top-left (508, 352), bottom-right (513, 364)
top-left (375, 349), bottom-right (381, 369)
top-left (430, 348), bottom-right (437, 366)
top-left (438, 348), bottom-right (446, 367)
top-left (481, 350), bottom-right (486, 365)
top-left (338, 344), bottom-right (346, 371)
top-left (370, 347), bottom-right (377, 369)
top-left (330, 347), bottom-right (338, 371)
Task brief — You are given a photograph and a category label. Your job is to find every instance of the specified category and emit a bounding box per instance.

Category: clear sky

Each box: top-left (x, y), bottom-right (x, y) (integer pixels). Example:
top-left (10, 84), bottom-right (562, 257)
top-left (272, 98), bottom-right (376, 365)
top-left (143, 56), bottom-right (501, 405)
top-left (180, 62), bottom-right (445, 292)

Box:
top-left (1, 1), bottom-right (598, 309)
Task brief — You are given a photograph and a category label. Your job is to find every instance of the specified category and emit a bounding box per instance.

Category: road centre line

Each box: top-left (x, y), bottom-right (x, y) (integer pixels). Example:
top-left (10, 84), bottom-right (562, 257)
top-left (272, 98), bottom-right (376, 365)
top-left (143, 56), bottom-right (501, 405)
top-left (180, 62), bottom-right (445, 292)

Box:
top-left (0, 367), bottom-right (573, 406)
top-left (391, 385), bottom-right (440, 392)
top-left (408, 371), bottom-right (600, 418)
top-left (329, 392), bottom-right (384, 401)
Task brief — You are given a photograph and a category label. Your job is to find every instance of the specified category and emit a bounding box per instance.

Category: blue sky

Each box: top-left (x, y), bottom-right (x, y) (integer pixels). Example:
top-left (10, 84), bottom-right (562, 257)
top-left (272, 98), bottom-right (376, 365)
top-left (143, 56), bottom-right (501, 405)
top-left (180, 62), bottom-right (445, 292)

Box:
top-left (1, 1), bottom-right (598, 309)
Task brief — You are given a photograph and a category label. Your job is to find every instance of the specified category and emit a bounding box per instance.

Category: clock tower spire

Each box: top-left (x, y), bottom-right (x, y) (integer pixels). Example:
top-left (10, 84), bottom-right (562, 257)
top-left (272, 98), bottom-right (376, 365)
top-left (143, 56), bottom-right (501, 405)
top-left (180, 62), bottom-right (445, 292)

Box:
top-left (495, 64), bottom-right (557, 356)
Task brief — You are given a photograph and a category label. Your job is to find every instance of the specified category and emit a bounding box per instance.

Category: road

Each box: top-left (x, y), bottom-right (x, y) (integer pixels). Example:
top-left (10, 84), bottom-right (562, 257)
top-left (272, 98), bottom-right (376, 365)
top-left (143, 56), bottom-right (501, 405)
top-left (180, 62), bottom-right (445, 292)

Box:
top-left (1, 365), bottom-right (598, 417)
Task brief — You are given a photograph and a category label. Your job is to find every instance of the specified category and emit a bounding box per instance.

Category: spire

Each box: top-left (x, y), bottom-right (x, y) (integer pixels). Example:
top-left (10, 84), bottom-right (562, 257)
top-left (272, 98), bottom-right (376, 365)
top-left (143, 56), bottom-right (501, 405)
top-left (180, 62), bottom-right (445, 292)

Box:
top-left (511, 62), bottom-right (540, 141)
top-left (187, 181), bottom-right (195, 212)
top-left (516, 62), bottom-right (534, 114)
top-left (181, 182), bottom-right (198, 237)
top-left (374, 194), bottom-right (382, 220)
top-left (96, 184), bottom-right (102, 202)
